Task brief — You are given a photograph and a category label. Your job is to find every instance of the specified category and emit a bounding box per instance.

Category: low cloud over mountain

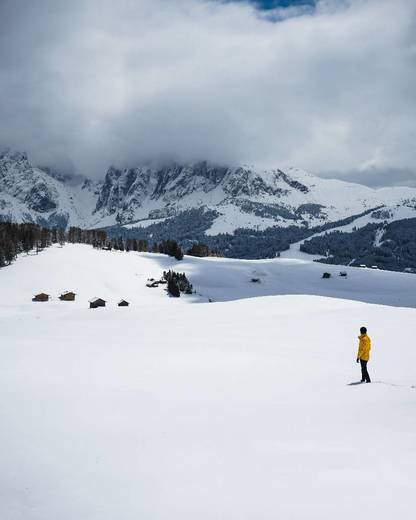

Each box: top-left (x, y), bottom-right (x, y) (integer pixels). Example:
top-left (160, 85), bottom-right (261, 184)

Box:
top-left (0, 0), bottom-right (415, 183)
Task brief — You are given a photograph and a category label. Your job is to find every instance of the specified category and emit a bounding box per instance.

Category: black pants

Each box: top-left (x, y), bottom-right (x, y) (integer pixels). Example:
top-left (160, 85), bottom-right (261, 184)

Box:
top-left (360, 359), bottom-right (371, 382)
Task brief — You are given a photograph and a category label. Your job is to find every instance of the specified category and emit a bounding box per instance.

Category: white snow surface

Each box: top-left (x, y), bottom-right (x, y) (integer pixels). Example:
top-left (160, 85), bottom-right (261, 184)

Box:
top-left (1, 244), bottom-right (415, 519)
top-left (123, 217), bottom-right (169, 229)
top-left (205, 202), bottom-right (280, 235)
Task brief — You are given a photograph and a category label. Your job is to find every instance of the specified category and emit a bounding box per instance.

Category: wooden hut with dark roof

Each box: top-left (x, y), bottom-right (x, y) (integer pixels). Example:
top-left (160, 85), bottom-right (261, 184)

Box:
top-left (118, 299), bottom-right (130, 307)
top-left (32, 293), bottom-right (50, 302)
top-left (89, 297), bottom-right (106, 309)
top-left (59, 291), bottom-right (76, 301)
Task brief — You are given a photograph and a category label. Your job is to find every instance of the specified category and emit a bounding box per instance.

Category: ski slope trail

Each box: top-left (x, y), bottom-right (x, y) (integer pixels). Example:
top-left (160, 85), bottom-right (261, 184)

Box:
top-left (1, 244), bottom-right (415, 520)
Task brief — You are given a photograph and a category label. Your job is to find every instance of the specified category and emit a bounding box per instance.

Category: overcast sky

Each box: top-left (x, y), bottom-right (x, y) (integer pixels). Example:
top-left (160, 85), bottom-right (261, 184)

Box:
top-left (0, 0), bottom-right (415, 186)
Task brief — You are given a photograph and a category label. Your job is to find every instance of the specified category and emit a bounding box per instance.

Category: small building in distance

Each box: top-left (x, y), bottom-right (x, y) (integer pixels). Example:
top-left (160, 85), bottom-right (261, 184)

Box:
top-left (59, 291), bottom-right (76, 301)
top-left (118, 300), bottom-right (130, 307)
top-left (89, 297), bottom-right (106, 309)
top-left (32, 293), bottom-right (50, 302)
top-left (322, 272), bottom-right (331, 279)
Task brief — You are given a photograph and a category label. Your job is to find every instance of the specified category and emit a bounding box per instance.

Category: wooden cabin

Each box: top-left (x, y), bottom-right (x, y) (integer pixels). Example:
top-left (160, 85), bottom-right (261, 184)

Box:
top-left (59, 291), bottom-right (76, 301)
top-left (32, 293), bottom-right (50, 302)
top-left (118, 300), bottom-right (130, 307)
top-left (146, 281), bottom-right (159, 288)
top-left (339, 271), bottom-right (348, 277)
top-left (322, 272), bottom-right (331, 279)
top-left (89, 297), bottom-right (106, 309)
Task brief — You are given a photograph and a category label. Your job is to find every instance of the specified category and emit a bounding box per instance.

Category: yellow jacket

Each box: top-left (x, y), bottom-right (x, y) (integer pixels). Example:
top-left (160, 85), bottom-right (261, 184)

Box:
top-left (357, 334), bottom-right (371, 361)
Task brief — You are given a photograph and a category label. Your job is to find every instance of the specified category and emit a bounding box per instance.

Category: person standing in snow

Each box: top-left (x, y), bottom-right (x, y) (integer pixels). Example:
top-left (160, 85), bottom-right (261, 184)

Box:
top-left (356, 327), bottom-right (371, 383)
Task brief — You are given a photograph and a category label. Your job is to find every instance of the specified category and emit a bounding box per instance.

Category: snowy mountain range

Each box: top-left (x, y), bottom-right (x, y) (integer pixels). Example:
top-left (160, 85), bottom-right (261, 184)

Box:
top-left (1, 149), bottom-right (416, 235)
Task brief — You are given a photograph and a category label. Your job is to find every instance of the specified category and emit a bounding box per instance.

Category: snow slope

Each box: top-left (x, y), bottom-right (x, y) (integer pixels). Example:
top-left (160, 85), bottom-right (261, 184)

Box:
top-left (1, 245), bottom-right (415, 520)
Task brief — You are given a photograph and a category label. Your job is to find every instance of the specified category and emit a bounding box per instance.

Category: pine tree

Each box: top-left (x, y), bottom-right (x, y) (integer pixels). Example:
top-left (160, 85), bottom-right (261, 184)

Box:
top-left (167, 277), bottom-right (180, 297)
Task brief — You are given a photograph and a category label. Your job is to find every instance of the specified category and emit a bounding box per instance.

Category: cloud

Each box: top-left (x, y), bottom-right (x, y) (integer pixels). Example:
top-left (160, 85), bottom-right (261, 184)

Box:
top-left (318, 167), bottom-right (416, 188)
top-left (0, 0), bottom-right (415, 183)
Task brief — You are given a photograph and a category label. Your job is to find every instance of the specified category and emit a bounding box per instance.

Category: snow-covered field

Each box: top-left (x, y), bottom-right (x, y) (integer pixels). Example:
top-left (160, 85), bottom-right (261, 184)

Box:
top-left (1, 245), bottom-right (415, 519)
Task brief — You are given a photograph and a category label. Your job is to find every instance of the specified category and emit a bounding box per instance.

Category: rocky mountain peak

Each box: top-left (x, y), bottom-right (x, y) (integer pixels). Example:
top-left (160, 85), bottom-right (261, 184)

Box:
top-left (1, 149), bottom-right (416, 237)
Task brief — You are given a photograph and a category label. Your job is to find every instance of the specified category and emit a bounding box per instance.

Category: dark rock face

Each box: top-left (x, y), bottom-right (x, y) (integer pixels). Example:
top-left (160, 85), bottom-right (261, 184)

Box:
top-left (94, 163), bottom-right (307, 220)
top-left (95, 166), bottom-right (150, 213)
top-left (0, 150), bottom-right (30, 175)
top-left (95, 162), bottom-right (232, 215)
top-left (223, 168), bottom-right (288, 197)
top-left (0, 149), bottom-right (97, 227)
top-left (26, 183), bottom-right (57, 212)
top-left (277, 170), bottom-right (309, 193)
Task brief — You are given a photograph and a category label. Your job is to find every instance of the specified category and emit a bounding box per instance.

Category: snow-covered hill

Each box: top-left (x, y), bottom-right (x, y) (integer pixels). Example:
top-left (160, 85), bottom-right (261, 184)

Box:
top-left (2, 149), bottom-right (416, 234)
top-left (1, 244), bottom-right (415, 519)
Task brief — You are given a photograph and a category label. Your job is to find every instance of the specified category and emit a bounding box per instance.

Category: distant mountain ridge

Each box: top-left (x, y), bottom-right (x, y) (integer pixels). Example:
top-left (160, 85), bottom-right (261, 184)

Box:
top-left (1, 149), bottom-right (416, 238)
top-left (0, 150), bottom-right (100, 229)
